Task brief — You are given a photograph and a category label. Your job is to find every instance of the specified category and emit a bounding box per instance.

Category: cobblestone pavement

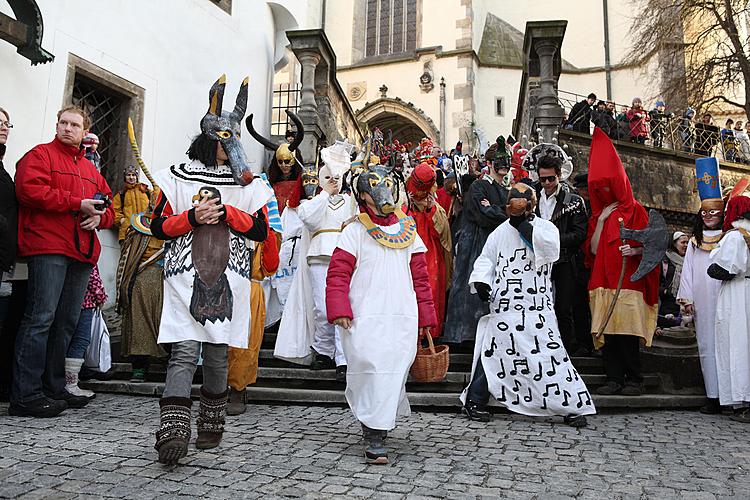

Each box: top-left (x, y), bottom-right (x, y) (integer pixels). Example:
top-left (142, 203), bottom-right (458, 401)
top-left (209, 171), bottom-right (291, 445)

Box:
top-left (0, 394), bottom-right (748, 499)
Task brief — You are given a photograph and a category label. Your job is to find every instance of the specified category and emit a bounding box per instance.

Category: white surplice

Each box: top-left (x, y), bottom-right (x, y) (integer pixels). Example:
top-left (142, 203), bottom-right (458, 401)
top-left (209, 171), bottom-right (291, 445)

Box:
top-left (336, 220), bottom-right (427, 431)
top-left (677, 230), bottom-right (722, 398)
top-left (710, 228), bottom-right (750, 405)
top-left (461, 217), bottom-right (596, 417)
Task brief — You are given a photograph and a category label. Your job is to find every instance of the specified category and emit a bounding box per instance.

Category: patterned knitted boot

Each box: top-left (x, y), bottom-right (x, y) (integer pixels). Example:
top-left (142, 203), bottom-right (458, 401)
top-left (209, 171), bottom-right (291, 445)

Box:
top-left (154, 397), bottom-right (192, 465)
top-left (195, 389), bottom-right (227, 450)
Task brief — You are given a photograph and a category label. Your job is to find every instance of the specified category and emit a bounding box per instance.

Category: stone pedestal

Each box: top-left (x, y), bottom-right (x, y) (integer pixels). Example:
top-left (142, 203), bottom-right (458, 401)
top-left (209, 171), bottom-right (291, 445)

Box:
top-left (519, 21), bottom-right (567, 143)
top-left (287, 29), bottom-right (364, 163)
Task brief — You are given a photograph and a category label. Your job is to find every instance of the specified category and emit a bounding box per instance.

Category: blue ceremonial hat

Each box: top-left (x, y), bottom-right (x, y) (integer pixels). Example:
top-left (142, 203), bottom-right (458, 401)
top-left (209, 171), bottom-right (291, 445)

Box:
top-left (695, 157), bottom-right (722, 202)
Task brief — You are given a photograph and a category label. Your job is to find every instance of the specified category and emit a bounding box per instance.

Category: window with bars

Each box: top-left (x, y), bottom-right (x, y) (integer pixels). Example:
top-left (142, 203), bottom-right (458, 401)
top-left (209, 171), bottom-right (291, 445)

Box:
top-left (71, 73), bottom-right (128, 188)
top-left (365, 0), bottom-right (418, 58)
top-left (271, 83), bottom-right (301, 136)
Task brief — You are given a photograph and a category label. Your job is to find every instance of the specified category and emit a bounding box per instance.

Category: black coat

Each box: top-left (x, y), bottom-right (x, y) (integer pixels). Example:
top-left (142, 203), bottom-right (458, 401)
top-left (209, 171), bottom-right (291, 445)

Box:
top-left (592, 109), bottom-right (617, 139)
top-left (0, 148), bottom-right (18, 273)
top-left (443, 176), bottom-right (508, 344)
top-left (567, 100), bottom-right (592, 133)
top-left (535, 184), bottom-right (588, 263)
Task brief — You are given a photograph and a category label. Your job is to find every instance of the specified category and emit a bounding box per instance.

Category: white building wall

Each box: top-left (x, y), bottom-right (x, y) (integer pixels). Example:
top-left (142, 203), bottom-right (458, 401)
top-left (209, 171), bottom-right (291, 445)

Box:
top-left (1, 0), bottom-right (304, 304)
top-left (474, 66), bottom-right (522, 140)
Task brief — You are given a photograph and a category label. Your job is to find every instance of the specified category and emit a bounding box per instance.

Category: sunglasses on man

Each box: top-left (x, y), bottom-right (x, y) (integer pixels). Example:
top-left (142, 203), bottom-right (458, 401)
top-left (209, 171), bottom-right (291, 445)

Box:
top-left (539, 175), bottom-right (557, 184)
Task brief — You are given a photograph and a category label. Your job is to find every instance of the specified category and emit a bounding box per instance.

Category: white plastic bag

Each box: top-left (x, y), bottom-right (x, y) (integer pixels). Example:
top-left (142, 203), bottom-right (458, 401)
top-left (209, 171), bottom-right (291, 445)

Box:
top-left (84, 308), bottom-right (112, 372)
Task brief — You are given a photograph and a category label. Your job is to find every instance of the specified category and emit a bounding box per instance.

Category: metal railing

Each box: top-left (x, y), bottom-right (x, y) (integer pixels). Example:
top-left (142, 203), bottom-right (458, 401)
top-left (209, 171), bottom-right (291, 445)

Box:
top-left (558, 90), bottom-right (749, 164)
top-left (271, 83), bottom-right (301, 136)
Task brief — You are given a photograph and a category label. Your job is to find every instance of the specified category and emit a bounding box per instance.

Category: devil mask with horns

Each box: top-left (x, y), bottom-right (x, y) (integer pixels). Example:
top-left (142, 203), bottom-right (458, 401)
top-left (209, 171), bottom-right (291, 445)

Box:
top-left (200, 75), bottom-right (255, 186)
top-left (245, 110), bottom-right (305, 183)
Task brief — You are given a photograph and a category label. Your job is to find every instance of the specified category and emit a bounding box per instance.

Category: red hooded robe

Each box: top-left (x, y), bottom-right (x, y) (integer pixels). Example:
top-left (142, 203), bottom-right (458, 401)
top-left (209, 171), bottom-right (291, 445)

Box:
top-left (585, 128), bottom-right (659, 349)
top-left (407, 164), bottom-right (452, 338)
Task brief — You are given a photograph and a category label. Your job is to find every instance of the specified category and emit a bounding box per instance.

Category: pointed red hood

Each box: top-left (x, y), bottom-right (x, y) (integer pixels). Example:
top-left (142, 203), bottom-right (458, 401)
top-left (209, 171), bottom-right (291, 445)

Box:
top-left (584, 128), bottom-right (657, 305)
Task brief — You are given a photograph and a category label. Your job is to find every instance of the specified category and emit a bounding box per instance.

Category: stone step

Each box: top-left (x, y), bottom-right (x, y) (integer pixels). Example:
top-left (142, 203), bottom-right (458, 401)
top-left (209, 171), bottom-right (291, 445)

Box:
top-left (101, 360), bottom-right (623, 391)
top-left (79, 379), bottom-right (705, 410)
top-left (255, 349), bottom-right (606, 373)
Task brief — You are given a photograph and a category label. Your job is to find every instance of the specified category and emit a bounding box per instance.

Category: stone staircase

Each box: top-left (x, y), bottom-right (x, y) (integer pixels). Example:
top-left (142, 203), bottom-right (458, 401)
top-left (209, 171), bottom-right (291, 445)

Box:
top-left (83, 332), bottom-right (706, 411)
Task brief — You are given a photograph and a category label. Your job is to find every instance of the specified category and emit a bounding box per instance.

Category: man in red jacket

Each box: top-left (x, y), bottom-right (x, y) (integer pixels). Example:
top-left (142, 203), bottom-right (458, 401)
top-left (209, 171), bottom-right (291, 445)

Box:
top-left (10, 106), bottom-right (114, 418)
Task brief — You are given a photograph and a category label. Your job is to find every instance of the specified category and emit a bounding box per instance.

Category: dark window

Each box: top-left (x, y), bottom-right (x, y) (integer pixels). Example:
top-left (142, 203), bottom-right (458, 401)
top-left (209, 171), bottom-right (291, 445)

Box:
top-left (209, 0), bottom-right (232, 14)
top-left (365, 0), bottom-right (417, 57)
top-left (495, 97), bottom-right (504, 117)
top-left (72, 74), bottom-right (127, 185)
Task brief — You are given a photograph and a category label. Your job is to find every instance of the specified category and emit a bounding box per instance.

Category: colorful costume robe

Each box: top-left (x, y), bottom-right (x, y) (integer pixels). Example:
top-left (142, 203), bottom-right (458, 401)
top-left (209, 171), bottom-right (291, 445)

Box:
top-left (227, 218), bottom-right (279, 391)
top-left (710, 227), bottom-right (750, 405)
top-left (326, 211), bottom-right (436, 430)
top-left (677, 230), bottom-right (723, 398)
top-left (585, 128), bottom-right (659, 348)
top-left (461, 218), bottom-right (595, 417)
top-left (409, 201), bottom-right (452, 338)
top-left (153, 160), bottom-right (272, 348)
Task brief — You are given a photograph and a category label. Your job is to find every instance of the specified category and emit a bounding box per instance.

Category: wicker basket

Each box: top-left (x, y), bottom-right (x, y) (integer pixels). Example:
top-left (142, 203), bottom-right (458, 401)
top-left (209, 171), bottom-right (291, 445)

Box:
top-left (410, 333), bottom-right (450, 382)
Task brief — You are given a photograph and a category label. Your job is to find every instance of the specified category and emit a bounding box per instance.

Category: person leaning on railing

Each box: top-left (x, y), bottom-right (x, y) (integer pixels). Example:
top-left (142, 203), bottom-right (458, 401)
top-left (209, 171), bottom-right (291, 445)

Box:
top-left (626, 98), bottom-right (650, 145)
top-left (694, 113), bottom-right (720, 157)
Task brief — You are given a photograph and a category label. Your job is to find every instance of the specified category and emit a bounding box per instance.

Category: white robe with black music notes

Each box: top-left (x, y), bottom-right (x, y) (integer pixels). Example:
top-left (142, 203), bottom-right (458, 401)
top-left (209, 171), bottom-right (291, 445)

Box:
top-left (461, 218), bottom-right (596, 417)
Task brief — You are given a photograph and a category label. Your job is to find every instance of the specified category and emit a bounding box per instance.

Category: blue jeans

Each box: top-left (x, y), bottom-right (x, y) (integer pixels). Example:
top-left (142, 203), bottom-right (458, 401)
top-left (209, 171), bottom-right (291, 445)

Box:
top-left (68, 308), bottom-right (94, 359)
top-left (11, 255), bottom-right (92, 403)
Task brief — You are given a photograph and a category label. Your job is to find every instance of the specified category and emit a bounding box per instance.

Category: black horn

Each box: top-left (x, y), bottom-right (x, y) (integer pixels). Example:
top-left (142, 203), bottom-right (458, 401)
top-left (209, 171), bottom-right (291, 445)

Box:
top-left (245, 114), bottom-right (279, 152)
top-left (286, 110), bottom-right (304, 152)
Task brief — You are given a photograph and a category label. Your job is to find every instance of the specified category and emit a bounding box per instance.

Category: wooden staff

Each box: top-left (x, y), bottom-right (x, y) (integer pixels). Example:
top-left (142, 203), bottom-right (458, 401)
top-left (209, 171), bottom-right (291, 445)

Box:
top-left (595, 218), bottom-right (626, 338)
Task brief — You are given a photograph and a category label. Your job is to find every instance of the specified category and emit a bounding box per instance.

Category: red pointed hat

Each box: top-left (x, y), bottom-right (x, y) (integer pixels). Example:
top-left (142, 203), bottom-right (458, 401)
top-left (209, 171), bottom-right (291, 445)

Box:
top-left (407, 162), bottom-right (436, 197)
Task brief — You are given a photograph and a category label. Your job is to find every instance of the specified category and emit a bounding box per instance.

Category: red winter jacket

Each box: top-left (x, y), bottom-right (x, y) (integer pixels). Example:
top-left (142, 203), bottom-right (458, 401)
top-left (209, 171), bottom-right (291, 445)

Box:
top-left (15, 137), bottom-right (114, 265)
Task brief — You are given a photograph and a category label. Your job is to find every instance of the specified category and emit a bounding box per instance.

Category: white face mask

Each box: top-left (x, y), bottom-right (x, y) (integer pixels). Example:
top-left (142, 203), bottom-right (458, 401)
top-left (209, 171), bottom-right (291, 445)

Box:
top-left (319, 165), bottom-right (343, 191)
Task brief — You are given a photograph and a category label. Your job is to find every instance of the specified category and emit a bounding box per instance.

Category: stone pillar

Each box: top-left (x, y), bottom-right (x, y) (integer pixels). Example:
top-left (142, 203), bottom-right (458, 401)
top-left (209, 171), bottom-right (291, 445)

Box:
top-left (534, 39), bottom-right (564, 144)
top-left (296, 50), bottom-right (321, 118)
top-left (515, 21), bottom-right (567, 144)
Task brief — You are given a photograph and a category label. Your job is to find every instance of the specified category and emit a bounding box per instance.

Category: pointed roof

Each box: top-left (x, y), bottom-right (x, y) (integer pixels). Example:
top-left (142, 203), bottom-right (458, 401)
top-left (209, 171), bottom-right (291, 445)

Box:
top-left (478, 13), bottom-right (576, 70)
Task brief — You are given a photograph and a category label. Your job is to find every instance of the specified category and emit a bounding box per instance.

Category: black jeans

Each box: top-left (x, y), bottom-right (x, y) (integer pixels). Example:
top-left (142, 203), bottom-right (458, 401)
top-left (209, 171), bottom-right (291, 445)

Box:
top-left (466, 358), bottom-right (491, 406)
top-left (552, 261), bottom-right (576, 351)
top-left (602, 335), bottom-right (643, 385)
top-left (11, 255), bottom-right (92, 403)
top-left (0, 280), bottom-right (27, 399)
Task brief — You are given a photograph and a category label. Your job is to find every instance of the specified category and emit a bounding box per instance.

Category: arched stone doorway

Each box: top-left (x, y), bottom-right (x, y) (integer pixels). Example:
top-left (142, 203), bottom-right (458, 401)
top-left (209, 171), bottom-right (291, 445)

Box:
top-left (356, 98), bottom-right (440, 146)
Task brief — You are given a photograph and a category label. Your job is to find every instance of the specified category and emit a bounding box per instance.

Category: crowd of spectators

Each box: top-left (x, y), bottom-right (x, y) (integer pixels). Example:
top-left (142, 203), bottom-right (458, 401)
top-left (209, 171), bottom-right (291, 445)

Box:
top-left (565, 93), bottom-right (750, 162)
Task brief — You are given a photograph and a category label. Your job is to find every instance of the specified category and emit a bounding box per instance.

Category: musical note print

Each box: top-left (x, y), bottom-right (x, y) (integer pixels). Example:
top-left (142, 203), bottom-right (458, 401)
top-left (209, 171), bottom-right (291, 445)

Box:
top-left (509, 248), bottom-right (527, 262)
top-left (500, 279), bottom-right (523, 297)
top-left (496, 359), bottom-right (506, 379)
top-left (576, 390), bottom-right (591, 408)
top-left (484, 337), bottom-right (497, 357)
top-left (510, 358), bottom-right (530, 376)
top-left (535, 314), bottom-right (546, 329)
top-left (530, 336), bottom-right (540, 354)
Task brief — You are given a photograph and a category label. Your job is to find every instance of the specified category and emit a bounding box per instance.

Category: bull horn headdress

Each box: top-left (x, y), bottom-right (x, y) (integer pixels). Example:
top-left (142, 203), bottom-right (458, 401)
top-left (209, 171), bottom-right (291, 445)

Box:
top-left (245, 110), bottom-right (305, 167)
